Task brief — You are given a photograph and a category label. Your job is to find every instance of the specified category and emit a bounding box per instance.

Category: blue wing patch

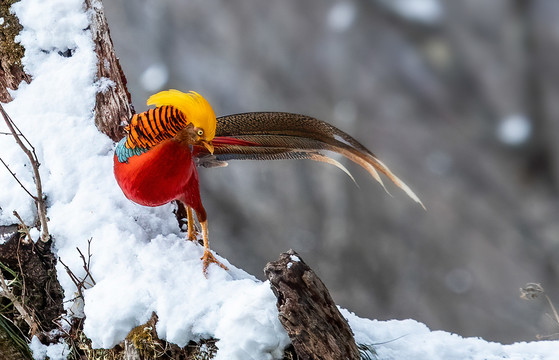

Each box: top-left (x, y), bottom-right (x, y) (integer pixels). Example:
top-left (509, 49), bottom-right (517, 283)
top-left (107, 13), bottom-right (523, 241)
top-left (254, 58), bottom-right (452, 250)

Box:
top-left (115, 137), bottom-right (149, 163)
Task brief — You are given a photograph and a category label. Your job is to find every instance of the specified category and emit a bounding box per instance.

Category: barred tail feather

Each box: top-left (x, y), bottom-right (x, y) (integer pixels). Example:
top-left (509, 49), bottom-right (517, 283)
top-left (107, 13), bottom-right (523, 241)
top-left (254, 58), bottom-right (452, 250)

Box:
top-left (197, 112), bottom-right (424, 208)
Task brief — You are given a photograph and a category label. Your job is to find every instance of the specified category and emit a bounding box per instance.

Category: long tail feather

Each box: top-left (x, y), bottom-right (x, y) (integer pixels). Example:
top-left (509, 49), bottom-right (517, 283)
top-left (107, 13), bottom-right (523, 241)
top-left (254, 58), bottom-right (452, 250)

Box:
top-left (197, 112), bottom-right (424, 208)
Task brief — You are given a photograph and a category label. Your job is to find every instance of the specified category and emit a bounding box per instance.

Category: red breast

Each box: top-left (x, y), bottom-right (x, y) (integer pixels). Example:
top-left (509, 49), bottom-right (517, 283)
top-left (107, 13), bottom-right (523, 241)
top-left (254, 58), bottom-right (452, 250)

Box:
top-left (114, 139), bottom-right (196, 207)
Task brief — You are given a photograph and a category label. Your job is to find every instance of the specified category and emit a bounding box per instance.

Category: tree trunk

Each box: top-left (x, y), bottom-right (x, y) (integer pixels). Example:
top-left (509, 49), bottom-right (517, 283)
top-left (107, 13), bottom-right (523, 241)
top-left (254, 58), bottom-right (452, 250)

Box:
top-left (84, 0), bottom-right (133, 141)
top-left (265, 250), bottom-right (360, 360)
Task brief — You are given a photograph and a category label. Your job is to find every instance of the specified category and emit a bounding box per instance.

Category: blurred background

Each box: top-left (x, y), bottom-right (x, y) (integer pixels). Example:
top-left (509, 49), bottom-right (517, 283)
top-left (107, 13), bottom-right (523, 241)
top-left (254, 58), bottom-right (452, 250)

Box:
top-left (103, 0), bottom-right (559, 343)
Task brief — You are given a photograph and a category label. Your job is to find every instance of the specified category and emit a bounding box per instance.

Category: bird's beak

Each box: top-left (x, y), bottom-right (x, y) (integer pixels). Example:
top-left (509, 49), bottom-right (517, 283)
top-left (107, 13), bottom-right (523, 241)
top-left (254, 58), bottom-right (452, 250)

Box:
top-left (202, 140), bottom-right (214, 154)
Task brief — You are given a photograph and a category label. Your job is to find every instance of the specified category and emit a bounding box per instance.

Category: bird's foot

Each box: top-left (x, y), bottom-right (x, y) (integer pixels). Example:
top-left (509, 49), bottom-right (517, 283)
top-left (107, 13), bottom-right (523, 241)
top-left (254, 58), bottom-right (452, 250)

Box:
top-left (187, 227), bottom-right (200, 242)
top-left (201, 249), bottom-right (228, 276)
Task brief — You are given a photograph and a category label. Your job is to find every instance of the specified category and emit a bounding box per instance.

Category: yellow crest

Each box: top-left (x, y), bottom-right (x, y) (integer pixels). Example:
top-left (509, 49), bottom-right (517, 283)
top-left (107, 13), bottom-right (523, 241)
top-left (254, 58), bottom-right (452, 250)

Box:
top-left (147, 89), bottom-right (216, 140)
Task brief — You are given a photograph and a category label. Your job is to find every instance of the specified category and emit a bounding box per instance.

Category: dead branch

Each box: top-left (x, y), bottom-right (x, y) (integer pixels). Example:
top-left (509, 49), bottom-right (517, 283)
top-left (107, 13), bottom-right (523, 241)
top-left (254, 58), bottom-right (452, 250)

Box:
top-left (59, 257), bottom-right (86, 300)
top-left (59, 239), bottom-right (96, 299)
top-left (0, 268), bottom-right (39, 336)
top-left (77, 238), bottom-right (96, 286)
top-left (12, 210), bottom-right (32, 244)
top-left (0, 157), bottom-right (35, 199)
top-left (0, 104), bottom-right (49, 243)
top-left (15, 230), bottom-right (27, 305)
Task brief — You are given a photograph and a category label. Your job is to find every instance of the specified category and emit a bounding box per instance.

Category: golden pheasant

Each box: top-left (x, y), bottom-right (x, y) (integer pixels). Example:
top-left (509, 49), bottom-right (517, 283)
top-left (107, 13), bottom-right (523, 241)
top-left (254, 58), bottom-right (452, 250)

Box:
top-left (114, 90), bottom-right (423, 275)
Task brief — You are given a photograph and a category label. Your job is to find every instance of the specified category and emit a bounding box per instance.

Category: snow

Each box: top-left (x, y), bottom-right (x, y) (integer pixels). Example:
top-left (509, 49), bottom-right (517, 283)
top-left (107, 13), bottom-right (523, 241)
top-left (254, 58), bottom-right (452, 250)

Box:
top-left (326, 2), bottom-right (357, 32)
top-left (1, 0), bottom-right (558, 359)
top-left (343, 309), bottom-right (559, 359)
top-left (29, 336), bottom-right (69, 360)
top-left (377, 0), bottom-right (443, 25)
top-left (82, 236), bottom-right (290, 358)
top-left (497, 114), bottom-right (532, 146)
top-left (0, 231), bottom-right (13, 245)
top-left (287, 254), bottom-right (300, 269)
top-left (140, 62), bottom-right (169, 92)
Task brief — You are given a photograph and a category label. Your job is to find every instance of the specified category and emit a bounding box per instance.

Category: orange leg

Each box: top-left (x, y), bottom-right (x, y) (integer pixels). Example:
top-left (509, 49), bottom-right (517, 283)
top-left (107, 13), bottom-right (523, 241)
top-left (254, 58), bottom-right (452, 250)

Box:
top-left (199, 220), bottom-right (228, 276)
top-left (186, 206), bottom-right (198, 241)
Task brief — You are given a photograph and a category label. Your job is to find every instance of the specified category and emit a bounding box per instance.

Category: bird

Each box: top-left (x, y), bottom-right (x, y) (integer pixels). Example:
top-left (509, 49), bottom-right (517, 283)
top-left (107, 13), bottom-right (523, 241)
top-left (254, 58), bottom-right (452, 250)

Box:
top-left (114, 89), bottom-right (423, 275)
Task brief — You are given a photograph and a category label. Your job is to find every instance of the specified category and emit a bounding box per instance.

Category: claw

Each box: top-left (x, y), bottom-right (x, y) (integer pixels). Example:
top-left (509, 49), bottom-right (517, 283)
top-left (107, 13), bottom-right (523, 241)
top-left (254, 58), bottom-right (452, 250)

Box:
top-left (196, 219), bottom-right (228, 277)
top-left (187, 227), bottom-right (199, 242)
top-left (201, 249), bottom-right (228, 276)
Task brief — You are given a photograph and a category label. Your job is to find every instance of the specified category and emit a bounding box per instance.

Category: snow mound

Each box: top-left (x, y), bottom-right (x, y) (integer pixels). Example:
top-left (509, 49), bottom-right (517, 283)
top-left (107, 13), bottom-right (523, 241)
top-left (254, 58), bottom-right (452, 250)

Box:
top-left (344, 309), bottom-right (559, 359)
top-left (83, 236), bottom-right (290, 359)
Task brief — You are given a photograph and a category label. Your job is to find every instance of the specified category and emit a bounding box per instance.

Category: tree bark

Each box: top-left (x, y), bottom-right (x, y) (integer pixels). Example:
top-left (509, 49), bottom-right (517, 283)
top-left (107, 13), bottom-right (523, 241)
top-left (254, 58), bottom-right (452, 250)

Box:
top-left (0, 0), bottom-right (31, 103)
top-left (85, 0), bottom-right (133, 141)
top-left (264, 249), bottom-right (360, 360)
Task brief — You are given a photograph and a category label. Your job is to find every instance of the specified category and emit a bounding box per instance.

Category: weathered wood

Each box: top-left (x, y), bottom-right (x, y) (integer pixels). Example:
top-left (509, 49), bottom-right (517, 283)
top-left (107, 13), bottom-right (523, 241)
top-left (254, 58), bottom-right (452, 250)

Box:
top-left (85, 0), bottom-right (133, 142)
top-left (0, 232), bottom-right (64, 335)
top-left (0, 0), bottom-right (31, 103)
top-left (264, 249), bottom-right (360, 360)
top-left (123, 340), bottom-right (141, 360)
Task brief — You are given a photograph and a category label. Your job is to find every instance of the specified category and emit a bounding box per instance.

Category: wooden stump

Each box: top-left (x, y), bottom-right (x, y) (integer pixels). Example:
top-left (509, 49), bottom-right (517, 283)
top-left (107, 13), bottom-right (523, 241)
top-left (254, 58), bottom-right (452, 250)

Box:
top-left (264, 249), bottom-right (360, 360)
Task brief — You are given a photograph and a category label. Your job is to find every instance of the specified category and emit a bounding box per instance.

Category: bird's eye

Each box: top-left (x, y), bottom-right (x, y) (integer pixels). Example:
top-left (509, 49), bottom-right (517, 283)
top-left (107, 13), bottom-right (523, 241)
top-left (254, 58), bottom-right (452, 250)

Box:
top-left (197, 129), bottom-right (204, 136)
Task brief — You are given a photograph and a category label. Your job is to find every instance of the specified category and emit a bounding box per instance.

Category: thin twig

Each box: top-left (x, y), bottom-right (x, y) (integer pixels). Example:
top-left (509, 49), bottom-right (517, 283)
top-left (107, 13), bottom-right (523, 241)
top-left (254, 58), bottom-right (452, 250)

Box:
top-left (0, 157), bottom-right (36, 200)
top-left (545, 294), bottom-right (559, 326)
top-left (78, 238), bottom-right (96, 285)
top-left (0, 104), bottom-right (49, 242)
top-left (0, 270), bottom-right (39, 336)
top-left (16, 234), bottom-right (27, 307)
top-left (536, 332), bottom-right (559, 340)
top-left (61, 295), bottom-right (82, 304)
top-left (58, 240), bottom-right (96, 302)
top-left (58, 257), bottom-right (85, 299)
top-left (76, 246), bottom-right (96, 287)
top-left (12, 210), bottom-right (33, 244)
top-left (5, 111), bottom-right (38, 155)
top-left (1, 131), bottom-right (22, 135)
